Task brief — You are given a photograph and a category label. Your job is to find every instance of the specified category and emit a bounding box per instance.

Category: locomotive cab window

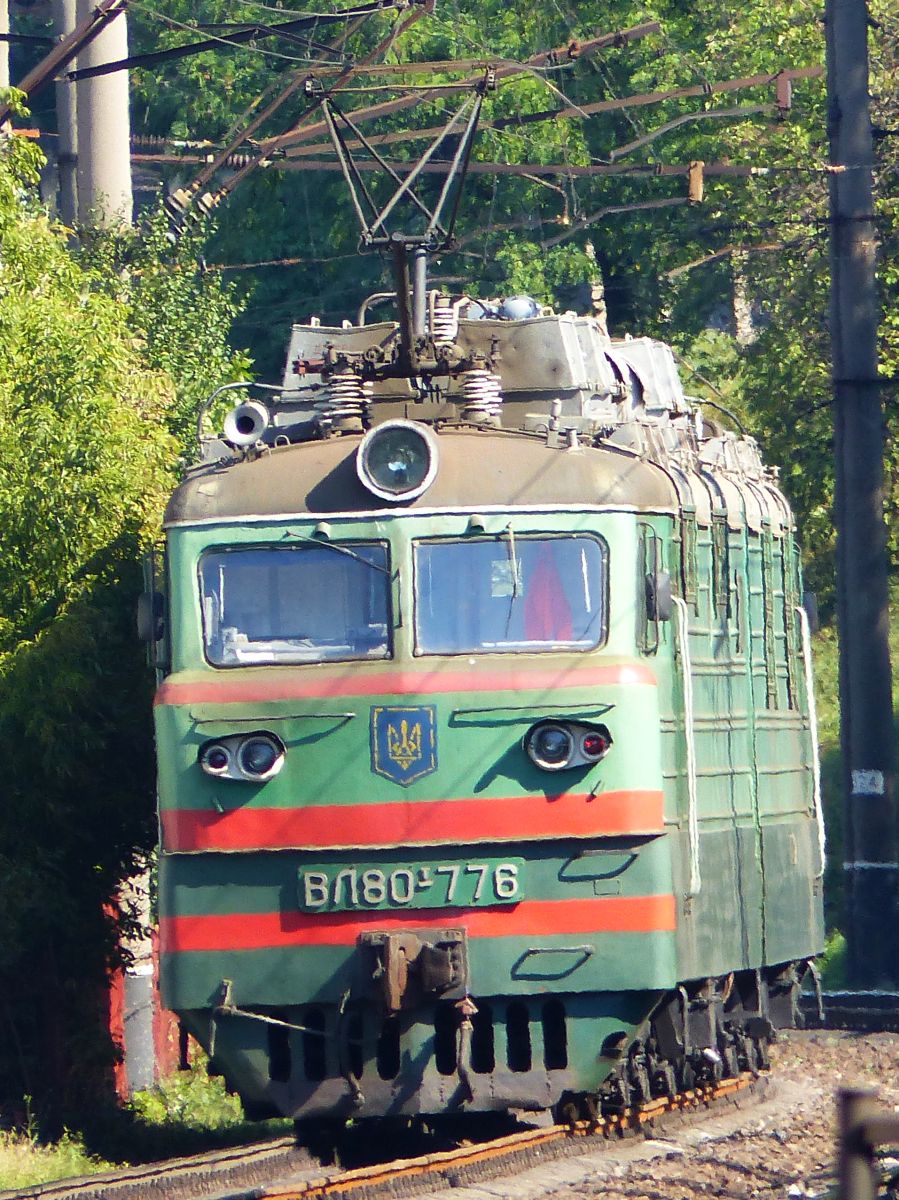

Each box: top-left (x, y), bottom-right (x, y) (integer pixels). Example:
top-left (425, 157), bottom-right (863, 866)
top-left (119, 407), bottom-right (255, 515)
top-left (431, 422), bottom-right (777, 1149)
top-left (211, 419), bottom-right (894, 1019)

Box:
top-left (199, 542), bottom-right (391, 666)
top-left (413, 534), bottom-right (606, 655)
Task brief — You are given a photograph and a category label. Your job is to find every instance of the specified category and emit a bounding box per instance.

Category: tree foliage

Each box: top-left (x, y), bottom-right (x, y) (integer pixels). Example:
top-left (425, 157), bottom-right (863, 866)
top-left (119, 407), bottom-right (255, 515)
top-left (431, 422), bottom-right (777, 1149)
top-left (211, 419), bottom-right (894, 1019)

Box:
top-left (0, 113), bottom-right (244, 1113)
top-left (5, 0), bottom-right (898, 1110)
top-left (120, 0), bottom-right (899, 599)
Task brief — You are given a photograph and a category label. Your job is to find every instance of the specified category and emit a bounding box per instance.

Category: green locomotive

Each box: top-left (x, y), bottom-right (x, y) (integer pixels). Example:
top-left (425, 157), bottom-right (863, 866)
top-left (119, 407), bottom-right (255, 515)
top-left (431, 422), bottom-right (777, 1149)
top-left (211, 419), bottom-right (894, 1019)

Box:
top-left (147, 298), bottom-right (824, 1124)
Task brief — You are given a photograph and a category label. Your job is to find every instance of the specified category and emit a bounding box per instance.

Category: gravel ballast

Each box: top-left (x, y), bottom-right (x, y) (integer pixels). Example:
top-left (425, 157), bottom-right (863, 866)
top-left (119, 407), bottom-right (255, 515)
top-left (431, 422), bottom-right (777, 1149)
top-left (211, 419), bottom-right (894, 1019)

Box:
top-left (427, 1031), bottom-right (899, 1200)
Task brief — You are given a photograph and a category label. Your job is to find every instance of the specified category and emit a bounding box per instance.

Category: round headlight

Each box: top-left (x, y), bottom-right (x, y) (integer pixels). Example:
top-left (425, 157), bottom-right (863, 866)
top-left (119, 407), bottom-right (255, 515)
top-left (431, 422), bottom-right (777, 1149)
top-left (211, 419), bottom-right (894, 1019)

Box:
top-left (526, 722), bottom-right (575, 772)
top-left (200, 743), bottom-right (231, 776)
top-left (237, 735), bottom-right (283, 781)
top-left (357, 420), bottom-right (438, 502)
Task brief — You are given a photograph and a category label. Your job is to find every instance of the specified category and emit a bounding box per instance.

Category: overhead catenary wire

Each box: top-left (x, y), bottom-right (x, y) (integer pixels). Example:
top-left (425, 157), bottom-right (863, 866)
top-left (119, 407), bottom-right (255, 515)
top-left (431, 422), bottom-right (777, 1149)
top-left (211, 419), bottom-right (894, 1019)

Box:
top-left (263, 21), bottom-right (662, 156)
top-left (168, 3), bottom-right (406, 216)
top-left (188, 2), bottom-right (432, 216)
top-left (78, 0), bottom-right (386, 79)
top-left (280, 63), bottom-right (823, 161)
top-left (163, 17), bottom-right (659, 226)
top-left (266, 156), bottom-right (850, 178)
top-left (607, 104), bottom-right (778, 161)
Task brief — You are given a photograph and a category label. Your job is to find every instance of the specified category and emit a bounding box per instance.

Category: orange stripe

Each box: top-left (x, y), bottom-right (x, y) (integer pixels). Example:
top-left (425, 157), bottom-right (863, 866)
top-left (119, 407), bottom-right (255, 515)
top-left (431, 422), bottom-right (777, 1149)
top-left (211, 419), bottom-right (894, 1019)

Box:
top-left (160, 895), bottom-right (677, 953)
top-left (155, 663), bottom-right (656, 708)
top-left (161, 790), bottom-right (665, 851)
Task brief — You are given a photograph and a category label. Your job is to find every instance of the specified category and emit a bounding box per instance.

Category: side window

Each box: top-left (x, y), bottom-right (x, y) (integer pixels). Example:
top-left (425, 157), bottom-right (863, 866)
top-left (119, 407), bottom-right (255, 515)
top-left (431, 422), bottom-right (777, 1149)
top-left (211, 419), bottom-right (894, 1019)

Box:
top-left (638, 522), bottom-right (661, 655)
top-left (142, 541), bottom-right (170, 678)
top-left (712, 512), bottom-right (730, 620)
top-left (680, 508), bottom-right (698, 611)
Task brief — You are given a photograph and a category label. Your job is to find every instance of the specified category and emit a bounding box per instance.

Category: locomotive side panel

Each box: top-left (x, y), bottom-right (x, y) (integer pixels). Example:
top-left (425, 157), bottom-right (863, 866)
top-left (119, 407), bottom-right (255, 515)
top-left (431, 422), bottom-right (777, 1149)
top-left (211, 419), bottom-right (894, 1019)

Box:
top-left (652, 502), bottom-right (823, 981)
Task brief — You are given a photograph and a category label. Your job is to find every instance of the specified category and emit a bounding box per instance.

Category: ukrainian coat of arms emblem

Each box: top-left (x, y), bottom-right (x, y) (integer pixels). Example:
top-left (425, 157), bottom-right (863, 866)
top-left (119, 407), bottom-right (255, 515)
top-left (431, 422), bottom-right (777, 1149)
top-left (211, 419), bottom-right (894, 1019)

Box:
top-left (370, 705), bottom-right (437, 785)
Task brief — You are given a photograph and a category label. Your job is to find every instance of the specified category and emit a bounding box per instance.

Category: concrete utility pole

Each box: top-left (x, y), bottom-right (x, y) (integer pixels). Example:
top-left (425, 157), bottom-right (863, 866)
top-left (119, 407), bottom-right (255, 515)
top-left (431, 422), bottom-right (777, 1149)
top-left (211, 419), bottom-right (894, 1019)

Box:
top-left (826, 0), bottom-right (897, 984)
top-left (0, 0), bottom-right (9, 91)
top-left (52, 0), bottom-right (78, 225)
top-left (74, 0), bottom-right (131, 226)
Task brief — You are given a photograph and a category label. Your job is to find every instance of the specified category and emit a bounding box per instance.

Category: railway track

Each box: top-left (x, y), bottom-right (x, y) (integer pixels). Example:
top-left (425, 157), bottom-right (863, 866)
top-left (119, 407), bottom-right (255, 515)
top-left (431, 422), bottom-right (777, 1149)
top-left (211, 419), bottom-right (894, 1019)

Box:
top-left (0, 1072), bottom-right (766, 1200)
top-left (800, 990), bottom-right (899, 1033)
top-left (0, 1134), bottom-right (308, 1200)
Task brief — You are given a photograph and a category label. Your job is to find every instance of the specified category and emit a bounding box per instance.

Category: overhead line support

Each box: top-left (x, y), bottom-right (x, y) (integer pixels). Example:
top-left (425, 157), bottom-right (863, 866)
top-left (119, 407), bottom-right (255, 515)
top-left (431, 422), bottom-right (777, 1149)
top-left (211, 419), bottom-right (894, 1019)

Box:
top-left (827, 0), bottom-right (897, 986)
top-left (0, 0), bottom-right (127, 123)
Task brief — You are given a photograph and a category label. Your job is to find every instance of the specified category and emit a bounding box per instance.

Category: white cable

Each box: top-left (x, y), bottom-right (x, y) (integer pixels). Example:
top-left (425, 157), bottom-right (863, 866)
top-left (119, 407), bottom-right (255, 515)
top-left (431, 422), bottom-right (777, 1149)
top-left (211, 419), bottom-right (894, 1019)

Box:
top-left (795, 604), bottom-right (825, 878)
top-left (672, 596), bottom-right (701, 896)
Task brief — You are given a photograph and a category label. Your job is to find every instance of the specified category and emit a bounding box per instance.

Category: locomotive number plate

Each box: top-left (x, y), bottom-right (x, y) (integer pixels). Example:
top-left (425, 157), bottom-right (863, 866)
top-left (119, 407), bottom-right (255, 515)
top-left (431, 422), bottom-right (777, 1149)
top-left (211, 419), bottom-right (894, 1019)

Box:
top-left (297, 859), bottom-right (524, 913)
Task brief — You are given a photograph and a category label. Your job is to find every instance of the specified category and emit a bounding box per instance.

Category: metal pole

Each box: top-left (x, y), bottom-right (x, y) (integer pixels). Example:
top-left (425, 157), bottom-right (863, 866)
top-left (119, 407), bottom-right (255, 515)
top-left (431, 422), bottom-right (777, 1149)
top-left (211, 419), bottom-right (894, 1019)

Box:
top-left (74, 0), bottom-right (131, 226)
top-left (827, 0), bottom-right (897, 985)
top-left (0, 0), bottom-right (9, 90)
top-left (52, 0), bottom-right (78, 225)
top-left (838, 1090), bottom-right (879, 1200)
top-left (390, 239), bottom-right (416, 373)
top-left (412, 245), bottom-right (427, 337)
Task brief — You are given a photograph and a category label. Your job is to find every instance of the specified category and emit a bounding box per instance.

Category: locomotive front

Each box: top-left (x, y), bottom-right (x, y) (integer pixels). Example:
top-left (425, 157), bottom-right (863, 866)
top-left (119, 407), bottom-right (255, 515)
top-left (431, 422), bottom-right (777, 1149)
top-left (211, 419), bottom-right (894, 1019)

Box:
top-left (151, 307), bottom-right (822, 1125)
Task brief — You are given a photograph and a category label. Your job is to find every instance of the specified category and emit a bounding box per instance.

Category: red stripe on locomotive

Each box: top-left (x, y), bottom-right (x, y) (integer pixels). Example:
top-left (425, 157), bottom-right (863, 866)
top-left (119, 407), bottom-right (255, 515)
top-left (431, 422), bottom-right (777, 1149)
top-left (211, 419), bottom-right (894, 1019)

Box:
top-left (161, 789), bottom-right (665, 851)
top-left (160, 894), bottom-right (678, 953)
top-left (154, 662), bottom-right (657, 707)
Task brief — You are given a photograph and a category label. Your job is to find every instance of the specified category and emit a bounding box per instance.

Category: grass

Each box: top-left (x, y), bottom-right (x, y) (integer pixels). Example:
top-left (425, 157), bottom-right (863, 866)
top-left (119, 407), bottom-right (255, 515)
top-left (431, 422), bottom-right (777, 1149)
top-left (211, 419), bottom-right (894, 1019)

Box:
top-left (0, 1126), bottom-right (115, 1191)
top-left (0, 1062), bottom-right (290, 1190)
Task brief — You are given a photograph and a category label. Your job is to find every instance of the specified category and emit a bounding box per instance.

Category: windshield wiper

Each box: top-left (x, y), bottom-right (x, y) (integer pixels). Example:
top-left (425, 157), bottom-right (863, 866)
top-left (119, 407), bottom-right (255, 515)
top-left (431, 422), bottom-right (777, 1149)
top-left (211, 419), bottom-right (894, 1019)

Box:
top-left (282, 530), bottom-right (391, 574)
top-left (503, 523), bottom-right (519, 637)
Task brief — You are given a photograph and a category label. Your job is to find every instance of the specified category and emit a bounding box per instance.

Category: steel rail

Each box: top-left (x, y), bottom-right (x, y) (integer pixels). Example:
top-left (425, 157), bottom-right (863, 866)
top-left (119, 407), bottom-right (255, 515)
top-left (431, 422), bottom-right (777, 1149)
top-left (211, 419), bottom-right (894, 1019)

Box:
top-left (0, 1135), bottom-right (305, 1200)
top-left (0, 1072), bottom-right (763, 1200)
top-left (264, 1074), bottom-right (760, 1200)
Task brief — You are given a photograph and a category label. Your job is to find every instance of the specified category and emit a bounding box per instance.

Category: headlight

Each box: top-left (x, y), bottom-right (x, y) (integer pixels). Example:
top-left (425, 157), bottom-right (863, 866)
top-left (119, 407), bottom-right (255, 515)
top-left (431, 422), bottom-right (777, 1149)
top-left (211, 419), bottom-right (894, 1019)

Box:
top-left (198, 732), bottom-right (285, 782)
top-left (237, 735), bottom-right (282, 781)
top-left (526, 723), bottom-right (576, 771)
top-left (356, 419), bottom-right (438, 502)
top-left (524, 721), bottom-right (612, 772)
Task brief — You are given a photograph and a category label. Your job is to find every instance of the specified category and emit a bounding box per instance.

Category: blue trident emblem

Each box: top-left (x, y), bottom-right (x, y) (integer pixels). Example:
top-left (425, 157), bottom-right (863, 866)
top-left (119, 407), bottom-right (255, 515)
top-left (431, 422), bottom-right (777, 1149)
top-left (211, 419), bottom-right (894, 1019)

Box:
top-left (371, 705), bottom-right (437, 786)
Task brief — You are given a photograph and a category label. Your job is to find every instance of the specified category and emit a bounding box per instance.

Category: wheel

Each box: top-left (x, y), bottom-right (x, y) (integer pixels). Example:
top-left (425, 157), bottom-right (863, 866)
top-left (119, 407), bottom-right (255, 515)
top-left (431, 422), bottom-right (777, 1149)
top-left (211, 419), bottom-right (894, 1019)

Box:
top-left (294, 1118), bottom-right (345, 1166)
top-left (627, 1046), bottom-right (652, 1104)
top-left (753, 1036), bottom-right (771, 1070)
top-left (651, 1062), bottom-right (678, 1098)
top-left (677, 1057), bottom-right (696, 1092)
top-left (721, 1042), bottom-right (740, 1079)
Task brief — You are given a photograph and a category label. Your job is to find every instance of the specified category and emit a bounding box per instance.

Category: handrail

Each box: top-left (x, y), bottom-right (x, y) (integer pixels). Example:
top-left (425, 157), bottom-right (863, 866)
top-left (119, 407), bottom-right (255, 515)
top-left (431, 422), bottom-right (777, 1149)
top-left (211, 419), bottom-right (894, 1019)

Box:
top-left (795, 604), bottom-right (826, 878)
top-left (672, 596), bottom-right (701, 895)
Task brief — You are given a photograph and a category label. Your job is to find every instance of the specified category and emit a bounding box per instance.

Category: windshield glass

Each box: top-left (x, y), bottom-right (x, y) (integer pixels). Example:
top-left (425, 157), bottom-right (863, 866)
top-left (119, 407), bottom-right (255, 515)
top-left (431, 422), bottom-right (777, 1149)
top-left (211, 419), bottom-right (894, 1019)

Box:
top-left (199, 543), bottom-right (391, 666)
top-left (414, 535), bottom-right (606, 655)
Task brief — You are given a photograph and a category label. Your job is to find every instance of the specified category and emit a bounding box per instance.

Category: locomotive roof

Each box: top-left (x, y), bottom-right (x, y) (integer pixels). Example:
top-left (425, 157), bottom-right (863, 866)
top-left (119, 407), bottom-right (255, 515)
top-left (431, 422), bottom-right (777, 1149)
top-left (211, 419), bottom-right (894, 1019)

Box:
top-left (164, 426), bottom-right (679, 527)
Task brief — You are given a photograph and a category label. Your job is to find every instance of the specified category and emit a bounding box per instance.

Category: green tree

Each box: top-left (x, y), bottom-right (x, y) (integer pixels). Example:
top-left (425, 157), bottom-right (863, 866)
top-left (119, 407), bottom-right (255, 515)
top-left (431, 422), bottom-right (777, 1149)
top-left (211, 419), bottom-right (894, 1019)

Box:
top-left (76, 207), bottom-right (251, 454)
top-left (0, 114), bottom-right (243, 1115)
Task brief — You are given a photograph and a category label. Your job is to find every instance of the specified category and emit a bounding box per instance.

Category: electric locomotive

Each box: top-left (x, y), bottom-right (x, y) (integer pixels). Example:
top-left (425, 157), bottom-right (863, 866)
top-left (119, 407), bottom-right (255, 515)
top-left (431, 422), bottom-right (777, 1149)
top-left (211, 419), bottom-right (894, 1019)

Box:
top-left (146, 294), bottom-right (824, 1124)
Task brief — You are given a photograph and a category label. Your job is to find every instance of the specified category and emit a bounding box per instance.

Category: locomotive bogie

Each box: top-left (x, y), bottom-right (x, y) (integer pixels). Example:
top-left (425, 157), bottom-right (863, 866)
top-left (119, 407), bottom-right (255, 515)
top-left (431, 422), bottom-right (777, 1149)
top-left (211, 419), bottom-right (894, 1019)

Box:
top-left (177, 990), bottom-right (667, 1121)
